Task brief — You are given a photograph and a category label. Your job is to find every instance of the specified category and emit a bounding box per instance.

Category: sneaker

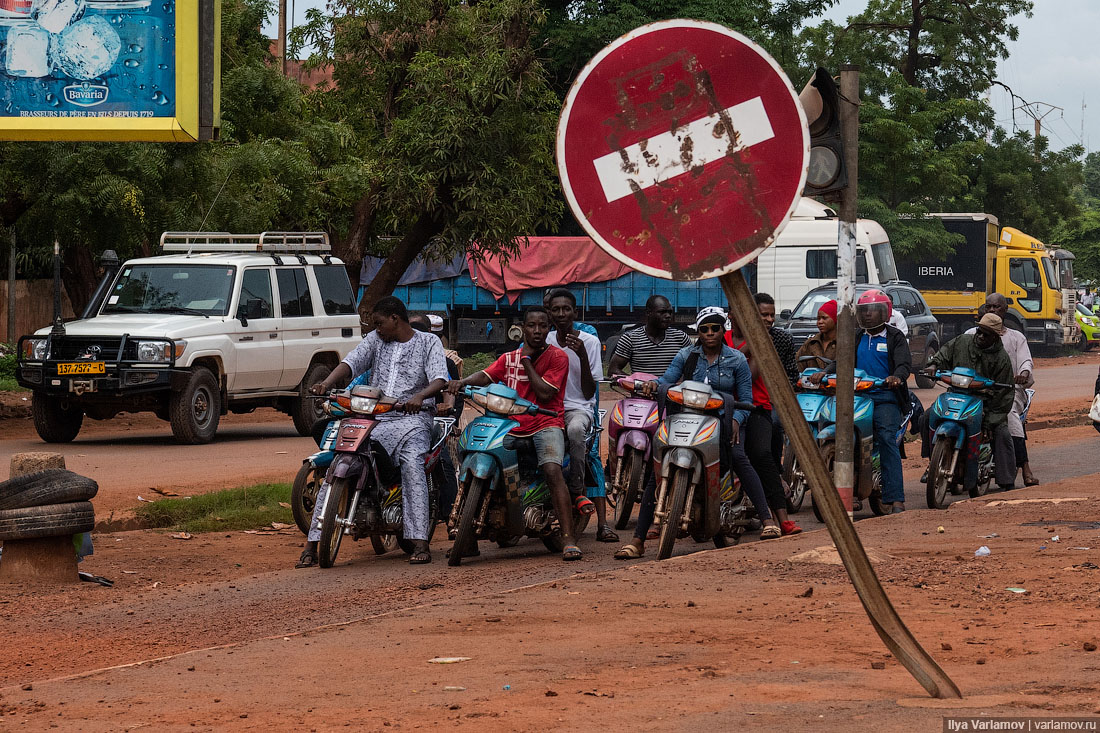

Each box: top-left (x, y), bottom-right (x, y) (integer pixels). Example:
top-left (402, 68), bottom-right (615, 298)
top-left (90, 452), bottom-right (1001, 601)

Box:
top-left (891, 503), bottom-right (905, 514)
top-left (780, 520), bottom-right (802, 536)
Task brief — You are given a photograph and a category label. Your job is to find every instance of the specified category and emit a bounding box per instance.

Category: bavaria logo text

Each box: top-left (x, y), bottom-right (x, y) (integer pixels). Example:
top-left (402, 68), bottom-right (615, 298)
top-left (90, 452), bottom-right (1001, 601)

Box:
top-left (63, 83), bottom-right (109, 107)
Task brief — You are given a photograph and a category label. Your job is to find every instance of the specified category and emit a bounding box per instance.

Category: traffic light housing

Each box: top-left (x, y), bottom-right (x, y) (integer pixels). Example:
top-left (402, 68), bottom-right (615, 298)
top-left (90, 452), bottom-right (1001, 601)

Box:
top-left (799, 67), bottom-right (848, 198)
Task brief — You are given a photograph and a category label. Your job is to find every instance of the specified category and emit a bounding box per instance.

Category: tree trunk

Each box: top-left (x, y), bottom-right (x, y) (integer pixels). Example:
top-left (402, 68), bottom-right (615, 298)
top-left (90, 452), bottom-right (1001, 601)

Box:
top-left (61, 243), bottom-right (98, 317)
top-left (331, 192), bottom-right (377, 301)
top-left (902, 0), bottom-right (922, 85)
top-left (356, 208), bottom-right (445, 328)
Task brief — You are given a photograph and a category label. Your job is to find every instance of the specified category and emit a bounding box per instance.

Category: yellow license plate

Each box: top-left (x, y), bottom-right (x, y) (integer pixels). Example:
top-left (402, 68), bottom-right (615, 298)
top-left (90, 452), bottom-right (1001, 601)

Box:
top-left (58, 362), bottom-right (105, 375)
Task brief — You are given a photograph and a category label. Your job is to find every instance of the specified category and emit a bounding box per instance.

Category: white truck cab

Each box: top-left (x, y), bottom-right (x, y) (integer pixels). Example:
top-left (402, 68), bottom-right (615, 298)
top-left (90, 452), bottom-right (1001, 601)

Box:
top-left (17, 232), bottom-right (361, 444)
top-left (754, 197), bottom-right (899, 313)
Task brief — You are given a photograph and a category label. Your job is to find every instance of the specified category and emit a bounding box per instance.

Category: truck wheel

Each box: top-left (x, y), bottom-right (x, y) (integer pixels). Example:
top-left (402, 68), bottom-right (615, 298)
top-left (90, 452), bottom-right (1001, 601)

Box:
top-left (31, 392), bottom-right (84, 443)
top-left (914, 347), bottom-right (937, 389)
top-left (169, 367), bottom-right (221, 444)
top-left (0, 469), bottom-right (98, 511)
top-left (0, 501), bottom-right (95, 541)
top-left (293, 363), bottom-right (331, 436)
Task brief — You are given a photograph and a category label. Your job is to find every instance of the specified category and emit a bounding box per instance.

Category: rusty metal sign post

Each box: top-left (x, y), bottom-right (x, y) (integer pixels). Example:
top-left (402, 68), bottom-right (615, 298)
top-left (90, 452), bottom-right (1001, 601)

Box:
top-left (556, 19), bottom-right (961, 699)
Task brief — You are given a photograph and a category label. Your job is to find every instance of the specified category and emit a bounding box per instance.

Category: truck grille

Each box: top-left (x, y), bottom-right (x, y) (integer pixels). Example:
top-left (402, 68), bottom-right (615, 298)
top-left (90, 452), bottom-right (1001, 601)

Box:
top-left (49, 337), bottom-right (129, 361)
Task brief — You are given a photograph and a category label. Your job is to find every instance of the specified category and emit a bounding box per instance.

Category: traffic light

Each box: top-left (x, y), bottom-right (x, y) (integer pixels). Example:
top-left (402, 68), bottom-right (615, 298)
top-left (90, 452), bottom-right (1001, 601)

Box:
top-left (799, 67), bottom-right (848, 198)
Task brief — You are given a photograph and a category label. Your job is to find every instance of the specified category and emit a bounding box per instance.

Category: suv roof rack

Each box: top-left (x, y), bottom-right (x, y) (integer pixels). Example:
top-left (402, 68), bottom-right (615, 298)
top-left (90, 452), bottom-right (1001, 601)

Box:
top-left (160, 232), bottom-right (331, 254)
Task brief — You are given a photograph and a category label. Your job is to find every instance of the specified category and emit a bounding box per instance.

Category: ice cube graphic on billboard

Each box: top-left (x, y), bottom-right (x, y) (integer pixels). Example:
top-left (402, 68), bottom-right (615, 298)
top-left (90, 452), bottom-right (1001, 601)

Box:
top-left (0, 0), bottom-right (175, 119)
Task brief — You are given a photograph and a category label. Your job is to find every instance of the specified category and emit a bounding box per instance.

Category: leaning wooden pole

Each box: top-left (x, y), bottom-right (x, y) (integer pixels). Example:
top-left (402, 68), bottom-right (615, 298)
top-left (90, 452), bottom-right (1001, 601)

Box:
top-left (720, 270), bottom-right (961, 699)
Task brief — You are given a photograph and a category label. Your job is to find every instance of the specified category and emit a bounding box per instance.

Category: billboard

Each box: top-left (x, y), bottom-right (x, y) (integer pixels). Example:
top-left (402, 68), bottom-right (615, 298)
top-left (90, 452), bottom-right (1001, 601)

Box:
top-left (0, 0), bottom-right (218, 141)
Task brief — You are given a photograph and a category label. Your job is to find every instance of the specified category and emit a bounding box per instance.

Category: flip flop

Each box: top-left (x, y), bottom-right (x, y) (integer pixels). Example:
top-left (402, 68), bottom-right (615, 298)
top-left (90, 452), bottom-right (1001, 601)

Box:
top-left (409, 549), bottom-right (432, 565)
top-left (562, 545), bottom-right (583, 561)
top-left (573, 495), bottom-right (596, 516)
top-left (295, 548), bottom-right (317, 568)
top-left (596, 525), bottom-right (620, 543)
top-left (613, 544), bottom-right (643, 559)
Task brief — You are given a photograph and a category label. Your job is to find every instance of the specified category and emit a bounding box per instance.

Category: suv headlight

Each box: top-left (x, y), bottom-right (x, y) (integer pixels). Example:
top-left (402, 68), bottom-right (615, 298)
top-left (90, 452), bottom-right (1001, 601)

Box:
top-left (22, 338), bottom-right (48, 360)
top-left (136, 340), bottom-right (186, 363)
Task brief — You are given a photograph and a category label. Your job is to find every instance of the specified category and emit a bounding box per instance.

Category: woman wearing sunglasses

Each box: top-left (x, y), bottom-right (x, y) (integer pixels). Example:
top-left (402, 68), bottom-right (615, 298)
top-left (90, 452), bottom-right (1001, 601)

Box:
top-left (615, 308), bottom-right (781, 558)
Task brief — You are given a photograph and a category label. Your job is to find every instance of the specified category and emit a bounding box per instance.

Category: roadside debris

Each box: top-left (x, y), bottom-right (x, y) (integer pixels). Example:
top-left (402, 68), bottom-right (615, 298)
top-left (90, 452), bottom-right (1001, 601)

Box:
top-left (428, 657), bottom-right (471, 664)
top-left (169, 532), bottom-right (192, 540)
top-left (974, 546), bottom-right (991, 557)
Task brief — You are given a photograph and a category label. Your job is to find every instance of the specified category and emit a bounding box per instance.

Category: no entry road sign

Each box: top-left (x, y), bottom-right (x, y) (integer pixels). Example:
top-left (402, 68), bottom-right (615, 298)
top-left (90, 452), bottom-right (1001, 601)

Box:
top-left (556, 20), bottom-right (809, 280)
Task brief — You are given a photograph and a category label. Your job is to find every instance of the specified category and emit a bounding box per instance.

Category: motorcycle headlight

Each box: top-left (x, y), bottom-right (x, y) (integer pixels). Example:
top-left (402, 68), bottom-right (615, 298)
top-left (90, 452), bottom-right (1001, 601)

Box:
top-left (950, 374), bottom-right (974, 388)
top-left (22, 338), bottom-right (48, 360)
top-left (681, 387), bottom-right (712, 409)
top-left (486, 393), bottom-right (517, 414)
top-left (349, 396), bottom-right (379, 413)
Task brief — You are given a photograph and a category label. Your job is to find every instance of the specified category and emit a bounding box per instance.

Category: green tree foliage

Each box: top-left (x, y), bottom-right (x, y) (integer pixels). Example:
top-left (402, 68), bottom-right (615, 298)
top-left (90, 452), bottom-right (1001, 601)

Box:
top-left (294, 0), bottom-right (563, 318)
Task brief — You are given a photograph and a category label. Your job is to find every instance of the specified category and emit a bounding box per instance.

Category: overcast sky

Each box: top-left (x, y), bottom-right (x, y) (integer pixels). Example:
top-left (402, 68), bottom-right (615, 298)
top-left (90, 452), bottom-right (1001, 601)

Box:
top-left (266, 0), bottom-right (1095, 154)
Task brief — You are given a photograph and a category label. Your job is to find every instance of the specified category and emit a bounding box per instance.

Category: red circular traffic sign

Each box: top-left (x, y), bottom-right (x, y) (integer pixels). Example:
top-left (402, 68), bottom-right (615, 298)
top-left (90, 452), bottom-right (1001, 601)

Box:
top-left (556, 20), bottom-right (809, 281)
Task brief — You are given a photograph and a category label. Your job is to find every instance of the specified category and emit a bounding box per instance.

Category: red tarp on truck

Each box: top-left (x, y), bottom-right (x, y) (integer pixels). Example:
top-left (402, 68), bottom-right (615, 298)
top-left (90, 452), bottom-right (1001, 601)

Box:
top-left (470, 237), bottom-right (632, 302)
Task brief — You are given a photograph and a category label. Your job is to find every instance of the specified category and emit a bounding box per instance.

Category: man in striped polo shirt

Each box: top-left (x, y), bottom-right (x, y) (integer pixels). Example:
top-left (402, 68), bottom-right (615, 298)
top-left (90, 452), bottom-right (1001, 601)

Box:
top-left (607, 295), bottom-right (692, 377)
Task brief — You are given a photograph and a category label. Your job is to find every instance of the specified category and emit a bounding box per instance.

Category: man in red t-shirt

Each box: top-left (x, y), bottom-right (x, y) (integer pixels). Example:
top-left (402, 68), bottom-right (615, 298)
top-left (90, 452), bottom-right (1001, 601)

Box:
top-left (447, 306), bottom-right (583, 561)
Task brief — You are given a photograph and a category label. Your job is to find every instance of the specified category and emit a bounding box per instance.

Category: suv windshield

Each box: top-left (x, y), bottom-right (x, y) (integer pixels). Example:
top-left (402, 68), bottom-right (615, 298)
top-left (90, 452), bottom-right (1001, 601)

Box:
top-left (102, 265), bottom-right (235, 316)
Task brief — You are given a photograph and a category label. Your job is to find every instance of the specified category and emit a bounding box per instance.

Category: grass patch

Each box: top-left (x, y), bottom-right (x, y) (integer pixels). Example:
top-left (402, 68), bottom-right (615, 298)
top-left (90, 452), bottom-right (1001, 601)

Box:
top-left (133, 482), bottom-right (295, 534)
top-left (463, 351), bottom-right (498, 376)
top-left (0, 344), bottom-right (20, 391)
top-left (0, 377), bottom-right (22, 392)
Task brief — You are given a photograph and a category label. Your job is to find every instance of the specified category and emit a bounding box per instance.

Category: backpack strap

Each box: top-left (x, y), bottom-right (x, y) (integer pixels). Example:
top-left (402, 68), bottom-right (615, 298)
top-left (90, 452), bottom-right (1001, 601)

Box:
top-left (682, 349), bottom-right (701, 382)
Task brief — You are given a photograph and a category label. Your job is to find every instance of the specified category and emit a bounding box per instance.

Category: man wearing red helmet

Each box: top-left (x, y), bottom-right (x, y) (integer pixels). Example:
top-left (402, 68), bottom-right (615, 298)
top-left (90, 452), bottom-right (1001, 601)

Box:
top-left (854, 289), bottom-right (912, 513)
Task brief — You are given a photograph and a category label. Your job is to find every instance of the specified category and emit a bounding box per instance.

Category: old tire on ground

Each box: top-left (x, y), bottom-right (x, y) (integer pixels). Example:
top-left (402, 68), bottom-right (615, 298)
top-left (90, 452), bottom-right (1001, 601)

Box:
top-left (169, 367), bottom-right (221, 444)
top-left (612, 448), bottom-right (644, 531)
top-left (914, 348), bottom-right (938, 389)
top-left (293, 363), bottom-right (331, 436)
top-left (926, 437), bottom-right (954, 509)
top-left (31, 392), bottom-right (84, 444)
top-left (0, 501), bottom-right (95, 541)
top-left (449, 476), bottom-right (484, 567)
top-left (318, 477), bottom-right (351, 568)
top-left (0, 469), bottom-right (98, 511)
top-left (656, 468), bottom-right (691, 561)
top-left (291, 462), bottom-right (322, 535)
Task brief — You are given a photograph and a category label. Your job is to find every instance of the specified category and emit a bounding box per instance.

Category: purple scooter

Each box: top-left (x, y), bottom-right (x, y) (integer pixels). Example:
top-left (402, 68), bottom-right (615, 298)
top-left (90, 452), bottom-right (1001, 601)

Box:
top-left (606, 373), bottom-right (660, 530)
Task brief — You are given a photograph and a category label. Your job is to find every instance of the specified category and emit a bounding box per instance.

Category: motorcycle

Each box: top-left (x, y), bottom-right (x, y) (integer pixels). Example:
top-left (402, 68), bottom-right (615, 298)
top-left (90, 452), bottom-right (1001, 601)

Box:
top-left (605, 373), bottom-right (660, 530)
top-left (447, 384), bottom-right (591, 566)
top-left (650, 380), bottom-right (755, 561)
top-left (786, 366), bottom-right (890, 521)
top-left (925, 367), bottom-right (1013, 509)
top-left (315, 384), bottom-right (454, 568)
top-left (292, 379), bottom-right (402, 556)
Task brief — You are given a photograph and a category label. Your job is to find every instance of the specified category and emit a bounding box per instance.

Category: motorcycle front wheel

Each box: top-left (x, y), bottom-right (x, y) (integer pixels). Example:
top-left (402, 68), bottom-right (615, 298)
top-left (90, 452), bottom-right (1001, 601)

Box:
top-left (291, 462), bottom-right (322, 535)
top-left (612, 447), bottom-right (645, 530)
top-left (449, 476), bottom-right (485, 567)
top-left (318, 477), bottom-right (351, 568)
top-left (783, 449), bottom-right (807, 514)
top-left (926, 437), bottom-right (954, 509)
top-left (656, 468), bottom-right (691, 561)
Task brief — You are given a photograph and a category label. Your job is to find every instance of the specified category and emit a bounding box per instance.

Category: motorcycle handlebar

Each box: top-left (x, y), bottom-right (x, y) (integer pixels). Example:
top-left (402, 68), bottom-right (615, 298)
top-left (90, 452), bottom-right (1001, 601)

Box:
top-left (537, 407), bottom-right (559, 417)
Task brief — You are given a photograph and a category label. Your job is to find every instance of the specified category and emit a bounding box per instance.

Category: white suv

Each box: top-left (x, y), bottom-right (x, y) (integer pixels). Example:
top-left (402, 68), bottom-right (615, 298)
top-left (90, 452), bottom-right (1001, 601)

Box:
top-left (17, 232), bottom-right (361, 444)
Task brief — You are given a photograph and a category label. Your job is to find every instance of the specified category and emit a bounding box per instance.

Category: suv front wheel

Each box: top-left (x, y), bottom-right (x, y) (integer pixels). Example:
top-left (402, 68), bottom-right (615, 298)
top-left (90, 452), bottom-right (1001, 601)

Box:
top-left (31, 392), bottom-right (85, 443)
top-left (170, 366), bottom-right (222, 444)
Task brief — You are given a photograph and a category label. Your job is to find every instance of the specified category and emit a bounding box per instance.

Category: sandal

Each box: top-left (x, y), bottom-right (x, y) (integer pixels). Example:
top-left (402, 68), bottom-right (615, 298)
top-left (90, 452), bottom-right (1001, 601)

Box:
top-left (596, 525), bottom-right (620, 543)
top-left (759, 525), bottom-right (782, 540)
top-left (562, 544), bottom-right (583, 561)
top-left (613, 543), bottom-right (644, 559)
top-left (1024, 477), bottom-right (1040, 487)
top-left (409, 549), bottom-right (432, 565)
top-left (573, 495), bottom-right (596, 516)
top-left (646, 527), bottom-right (659, 540)
top-left (295, 548), bottom-right (317, 568)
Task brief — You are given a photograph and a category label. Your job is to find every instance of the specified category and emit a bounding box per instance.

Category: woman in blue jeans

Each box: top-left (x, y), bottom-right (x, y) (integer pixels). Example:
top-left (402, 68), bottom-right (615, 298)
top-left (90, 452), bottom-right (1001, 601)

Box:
top-left (614, 307), bottom-right (780, 559)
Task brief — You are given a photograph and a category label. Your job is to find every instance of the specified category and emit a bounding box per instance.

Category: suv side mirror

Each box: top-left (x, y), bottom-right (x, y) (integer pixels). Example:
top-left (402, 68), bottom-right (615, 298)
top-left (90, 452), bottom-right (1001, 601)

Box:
top-left (780, 309), bottom-right (793, 320)
top-left (237, 298), bottom-right (264, 325)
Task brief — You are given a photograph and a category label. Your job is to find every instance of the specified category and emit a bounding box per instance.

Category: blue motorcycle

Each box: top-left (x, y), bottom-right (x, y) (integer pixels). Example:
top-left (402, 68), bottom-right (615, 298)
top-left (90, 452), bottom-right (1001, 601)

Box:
top-left (925, 367), bottom-right (1012, 509)
top-left (447, 384), bottom-right (590, 566)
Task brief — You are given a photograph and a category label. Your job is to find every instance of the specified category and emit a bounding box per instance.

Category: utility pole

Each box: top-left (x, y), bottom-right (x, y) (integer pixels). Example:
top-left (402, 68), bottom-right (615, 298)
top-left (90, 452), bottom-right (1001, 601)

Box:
top-left (277, 0), bottom-right (288, 75)
top-left (1015, 100), bottom-right (1061, 161)
top-left (834, 65), bottom-right (860, 519)
top-left (6, 232), bottom-right (14, 343)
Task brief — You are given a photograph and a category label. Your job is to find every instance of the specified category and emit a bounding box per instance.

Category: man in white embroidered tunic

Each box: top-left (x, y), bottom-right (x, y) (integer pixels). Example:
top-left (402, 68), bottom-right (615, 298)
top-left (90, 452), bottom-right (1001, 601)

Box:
top-left (297, 296), bottom-right (449, 567)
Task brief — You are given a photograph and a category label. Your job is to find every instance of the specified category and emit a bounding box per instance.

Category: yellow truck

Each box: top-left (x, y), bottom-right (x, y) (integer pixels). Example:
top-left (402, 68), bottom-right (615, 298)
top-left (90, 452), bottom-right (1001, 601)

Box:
top-left (894, 213), bottom-right (1076, 347)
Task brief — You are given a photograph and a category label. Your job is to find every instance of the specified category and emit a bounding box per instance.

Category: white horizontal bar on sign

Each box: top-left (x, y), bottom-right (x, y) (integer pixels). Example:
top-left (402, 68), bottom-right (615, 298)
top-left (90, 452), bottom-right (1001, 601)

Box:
top-left (592, 96), bottom-right (775, 203)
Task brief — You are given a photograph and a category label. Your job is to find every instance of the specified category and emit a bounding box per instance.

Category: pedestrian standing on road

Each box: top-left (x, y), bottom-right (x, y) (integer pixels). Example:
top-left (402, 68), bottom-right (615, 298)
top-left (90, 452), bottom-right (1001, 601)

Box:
top-left (964, 293), bottom-right (1038, 486)
top-left (547, 289), bottom-right (615, 541)
top-left (725, 297), bottom-right (802, 535)
top-left (299, 297), bottom-right (449, 567)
